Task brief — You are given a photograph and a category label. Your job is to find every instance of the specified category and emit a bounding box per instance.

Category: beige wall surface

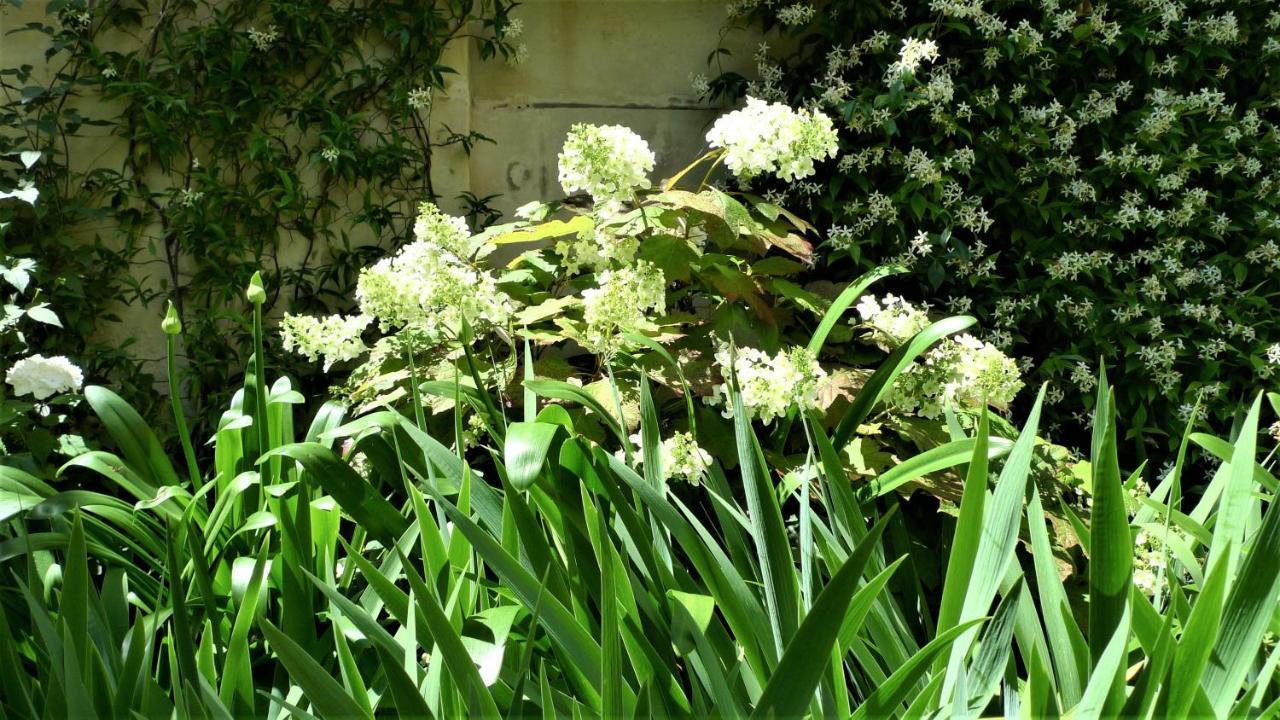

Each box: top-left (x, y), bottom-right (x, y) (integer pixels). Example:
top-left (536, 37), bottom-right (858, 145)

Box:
top-left (1, 0), bottom-right (758, 377)
top-left (467, 0), bottom-right (757, 216)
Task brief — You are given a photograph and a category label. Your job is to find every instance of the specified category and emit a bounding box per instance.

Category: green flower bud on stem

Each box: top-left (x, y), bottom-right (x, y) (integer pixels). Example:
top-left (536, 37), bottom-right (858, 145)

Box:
top-left (246, 271), bottom-right (267, 305)
top-left (161, 301), bottom-right (182, 335)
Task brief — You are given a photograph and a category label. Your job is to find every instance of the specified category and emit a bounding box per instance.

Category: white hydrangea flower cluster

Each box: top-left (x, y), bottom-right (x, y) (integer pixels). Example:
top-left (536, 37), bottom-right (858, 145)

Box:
top-left (580, 261), bottom-right (666, 354)
top-left (555, 224), bottom-right (640, 275)
top-left (1131, 527), bottom-right (1187, 598)
top-left (355, 204), bottom-right (514, 334)
top-left (6, 354), bottom-right (84, 400)
top-left (889, 332), bottom-right (1024, 418)
top-left (659, 431), bottom-right (713, 484)
top-left (855, 293), bottom-right (931, 351)
top-left (855, 293), bottom-right (1021, 417)
top-left (710, 345), bottom-right (827, 423)
top-left (628, 430), bottom-right (713, 485)
top-left (558, 124), bottom-right (655, 207)
top-left (705, 97), bottom-right (839, 182)
top-left (280, 313), bottom-right (370, 371)
top-left (412, 201), bottom-right (476, 258)
top-left (284, 203), bottom-right (515, 370)
top-left (945, 334), bottom-right (1025, 409)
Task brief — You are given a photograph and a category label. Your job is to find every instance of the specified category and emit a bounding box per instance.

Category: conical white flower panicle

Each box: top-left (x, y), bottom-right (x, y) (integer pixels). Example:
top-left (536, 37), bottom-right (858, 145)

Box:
top-left (580, 261), bottom-right (666, 354)
top-left (280, 313), bottom-right (371, 372)
top-left (706, 97), bottom-right (839, 183)
top-left (710, 345), bottom-right (827, 423)
top-left (558, 124), bottom-right (655, 206)
top-left (283, 202), bottom-right (516, 371)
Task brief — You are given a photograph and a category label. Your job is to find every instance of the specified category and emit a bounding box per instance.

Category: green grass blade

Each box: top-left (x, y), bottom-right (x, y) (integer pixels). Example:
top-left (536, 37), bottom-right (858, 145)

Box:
top-left (966, 578), bottom-right (1022, 714)
top-left (373, 643), bottom-right (435, 719)
top-left (867, 436), bottom-right (1012, 499)
top-left (850, 619), bottom-right (987, 719)
top-left (729, 350), bottom-right (799, 653)
top-left (524, 379), bottom-right (625, 445)
top-left (83, 385), bottom-right (182, 489)
top-left (600, 450), bottom-right (775, 678)
top-left (60, 513), bottom-right (92, 682)
top-left (218, 537), bottom-right (270, 712)
top-left (1204, 413), bottom-right (1280, 710)
top-left (940, 386), bottom-right (1045, 703)
top-left (263, 442), bottom-right (409, 547)
top-left (1027, 484), bottom-right (1087, 706)
top-left (398, 551), bottom-right (502, 719)
top-left (935, 409), bottom-right (989, 640)
top-left (833, 316), bottom-right (976, 449)
top-left (1086, 375), bottom-right (1131, 671)
top-left (1166, 552), bottom-right (1230, 717)
top-left (1205, 393), bottom-right (1264, 582)
top-left (504, 422), bottom-right (560, 491)
top-left (523, 339), bottom-right (537, 423)
top-left (751, 508), bottom-right (898, 719)
top-left (258, 618), bottom-right (370, 720)
top-left (591, 503), bottom-right (628, 719)
top-left (422, 487), bottom-right (604, 702)
top-left (1071, 604), bottom-right (1131, 718)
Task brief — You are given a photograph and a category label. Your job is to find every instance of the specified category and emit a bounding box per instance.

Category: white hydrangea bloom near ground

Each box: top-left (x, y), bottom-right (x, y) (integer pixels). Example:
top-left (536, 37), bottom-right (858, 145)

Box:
top-left (580, 261), bottom-right (666, 353)
top-left (945, 334), bottom-right (1024, 410)
top-left (660, 431), bottom-right (713, 484)
top-left (710, 344), bottom-right (827, 423)
top-left (6, 354), bottom-right (83, 400)
top-left (890, 331), bottom-right (1024, 418)
top-left (854, 293), bottom-right (1023, 417)
top-left (626, 430), bottom-right (712, 484)
top-left (705, 97), bottom-right (839, 182)
top-left (280, 313), bottom-right (370, 371)
top-left (558, 124), bottom-right (655, 205)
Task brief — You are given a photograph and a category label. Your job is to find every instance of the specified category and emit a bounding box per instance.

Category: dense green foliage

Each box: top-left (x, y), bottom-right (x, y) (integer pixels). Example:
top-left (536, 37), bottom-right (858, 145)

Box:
top-left (0, 0), bottom-right (519, 438)
top-left (706, 0), bottom-right (1280, 460)
top-left (3, 12), bottom-right (1279, 716)
top-left (2, 272), bottom-right (1279, 717)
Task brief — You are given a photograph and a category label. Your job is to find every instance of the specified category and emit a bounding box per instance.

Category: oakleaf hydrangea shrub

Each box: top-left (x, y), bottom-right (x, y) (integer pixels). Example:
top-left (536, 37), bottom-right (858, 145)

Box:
top-left (281, 101), bottom-right (1040, 494)
top-left (708, 0), bottom-right (1280, 459)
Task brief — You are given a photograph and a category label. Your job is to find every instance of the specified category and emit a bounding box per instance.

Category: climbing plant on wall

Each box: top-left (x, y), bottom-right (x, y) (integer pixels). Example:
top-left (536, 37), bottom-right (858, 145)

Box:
top-left (703, 0), bottom-right (1280, 464)
top-left (0, 0), bottom-right (522, 439)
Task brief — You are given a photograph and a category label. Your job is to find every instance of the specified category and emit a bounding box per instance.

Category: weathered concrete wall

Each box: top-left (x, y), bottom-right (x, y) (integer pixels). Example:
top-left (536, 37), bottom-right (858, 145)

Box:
top-left (466, 0), bottom-right (757, 216)
top-left (0, 0), bottom-right (757, 377)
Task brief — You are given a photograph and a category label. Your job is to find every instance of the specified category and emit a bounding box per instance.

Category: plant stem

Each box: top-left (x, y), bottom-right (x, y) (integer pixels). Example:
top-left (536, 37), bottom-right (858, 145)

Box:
top-left (696, 152), bottom-right (726, 192)
top-left (166, 332), bottom-right (201, 491)
top-left (405, 340), bottom-right (428, 432)
top-left (604, 360), bottom-right (633, 464)
top-left (252, 301), bottom-right (270, 465)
